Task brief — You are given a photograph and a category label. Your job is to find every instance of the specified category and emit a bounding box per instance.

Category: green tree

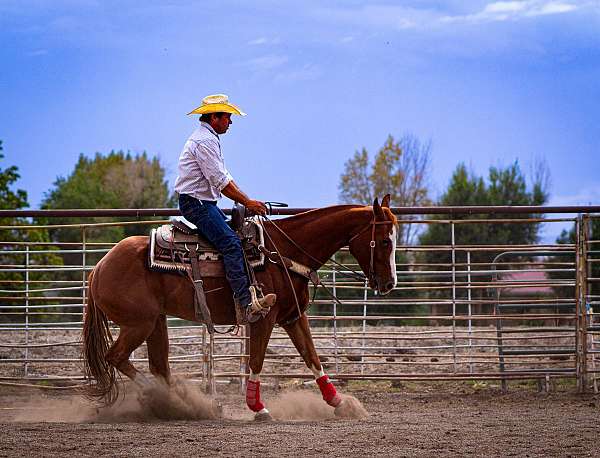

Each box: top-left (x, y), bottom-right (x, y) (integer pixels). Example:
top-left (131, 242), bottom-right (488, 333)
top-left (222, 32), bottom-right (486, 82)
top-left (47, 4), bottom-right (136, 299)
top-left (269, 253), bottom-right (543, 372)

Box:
top-left (333, 135), bottom-right (432, 323)
top-left (338, 134), bottom-right (431, 244)
top-left (39, 150), bottom-right (176, 244)
top-left (0, 141), bottom-right (62, 323)
top-left (420, 162), bottom-right (548, 255)
top-left (27, 150), bottom-right (176, 320)
top-left (0, 140), bottom-right (28, 211)
top-left (418, 161), bottom-right (550, 317)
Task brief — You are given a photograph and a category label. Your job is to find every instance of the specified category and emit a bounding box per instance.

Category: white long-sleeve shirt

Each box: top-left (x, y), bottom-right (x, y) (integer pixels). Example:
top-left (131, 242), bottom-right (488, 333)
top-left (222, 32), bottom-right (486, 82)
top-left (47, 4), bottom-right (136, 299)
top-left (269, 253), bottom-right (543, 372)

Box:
top-left (174, 122), bottom-right (234, 201)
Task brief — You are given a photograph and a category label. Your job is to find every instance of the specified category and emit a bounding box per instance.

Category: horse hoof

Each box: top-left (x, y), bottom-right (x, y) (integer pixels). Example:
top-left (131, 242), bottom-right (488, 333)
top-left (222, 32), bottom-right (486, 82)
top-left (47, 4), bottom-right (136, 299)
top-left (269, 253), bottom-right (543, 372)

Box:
top-left (254, 410), bottom-right (273, 422)
top-left (334, 395), bottom-right (369, 419)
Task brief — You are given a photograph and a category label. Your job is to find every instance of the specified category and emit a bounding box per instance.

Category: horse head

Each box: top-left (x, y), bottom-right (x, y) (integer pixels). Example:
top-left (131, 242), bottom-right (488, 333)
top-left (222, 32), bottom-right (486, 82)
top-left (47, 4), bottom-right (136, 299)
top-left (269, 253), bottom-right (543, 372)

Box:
top-left (348, 194), bottom-right (398, 296)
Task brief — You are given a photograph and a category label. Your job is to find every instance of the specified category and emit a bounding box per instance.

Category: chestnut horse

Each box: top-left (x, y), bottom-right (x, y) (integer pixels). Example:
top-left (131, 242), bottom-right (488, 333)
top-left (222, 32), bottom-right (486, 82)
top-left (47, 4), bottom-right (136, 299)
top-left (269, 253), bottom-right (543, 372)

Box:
top-left (83, 196), bottom-right (397, 418)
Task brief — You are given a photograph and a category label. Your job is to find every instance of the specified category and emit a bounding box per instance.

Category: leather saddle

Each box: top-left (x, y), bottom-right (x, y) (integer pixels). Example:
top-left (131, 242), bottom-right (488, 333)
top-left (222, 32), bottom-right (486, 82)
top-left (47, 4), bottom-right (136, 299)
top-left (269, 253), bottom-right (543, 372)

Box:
top-left (148, 208), bottom-right (265, 277)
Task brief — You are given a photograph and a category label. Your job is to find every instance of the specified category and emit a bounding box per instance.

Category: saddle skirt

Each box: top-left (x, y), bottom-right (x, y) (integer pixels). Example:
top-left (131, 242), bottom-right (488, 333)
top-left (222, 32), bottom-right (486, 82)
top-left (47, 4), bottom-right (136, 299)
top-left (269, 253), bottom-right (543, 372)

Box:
top-left (148, 217), bottom-right (266, 276)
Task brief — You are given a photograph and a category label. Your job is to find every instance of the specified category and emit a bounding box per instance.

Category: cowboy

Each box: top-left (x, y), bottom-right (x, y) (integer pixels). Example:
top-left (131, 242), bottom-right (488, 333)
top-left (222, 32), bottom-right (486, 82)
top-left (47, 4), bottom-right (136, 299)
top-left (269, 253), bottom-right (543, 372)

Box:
top-left (174, 94), bottom-right (276, 322)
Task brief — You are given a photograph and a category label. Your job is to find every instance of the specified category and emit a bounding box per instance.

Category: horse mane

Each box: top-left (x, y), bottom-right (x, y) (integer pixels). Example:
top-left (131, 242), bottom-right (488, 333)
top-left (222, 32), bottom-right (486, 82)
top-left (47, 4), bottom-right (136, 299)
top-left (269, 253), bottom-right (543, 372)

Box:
top-left (275, 204), bottom-right (398, 229)
top-left (276, 204), bottom-right (364, 228)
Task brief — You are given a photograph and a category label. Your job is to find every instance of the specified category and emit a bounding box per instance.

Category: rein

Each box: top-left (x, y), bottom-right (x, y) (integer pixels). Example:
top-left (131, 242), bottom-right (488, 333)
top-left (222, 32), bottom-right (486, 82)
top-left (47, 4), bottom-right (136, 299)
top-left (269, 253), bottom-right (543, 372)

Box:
top-left (259, 213), bottom-right (395, 322)
top-left (262, 215), bottom-right (367, 282)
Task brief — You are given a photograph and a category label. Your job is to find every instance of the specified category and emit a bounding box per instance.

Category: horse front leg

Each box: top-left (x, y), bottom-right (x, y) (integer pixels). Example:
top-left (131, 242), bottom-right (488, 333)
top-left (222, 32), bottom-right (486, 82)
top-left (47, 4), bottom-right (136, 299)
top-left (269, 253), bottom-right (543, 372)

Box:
top-left (247, 315), bottom-right (276, 420)
top-left (283, 313), bottom-right (342, 409)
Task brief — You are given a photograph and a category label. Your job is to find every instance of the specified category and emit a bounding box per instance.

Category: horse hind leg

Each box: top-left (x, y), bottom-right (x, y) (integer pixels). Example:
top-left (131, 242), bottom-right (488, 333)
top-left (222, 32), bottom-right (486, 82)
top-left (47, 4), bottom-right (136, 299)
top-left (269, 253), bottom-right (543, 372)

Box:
top-left (105, 321), bottom-right (156, 388)
top-left (146, 315), bottom-right (171, 385)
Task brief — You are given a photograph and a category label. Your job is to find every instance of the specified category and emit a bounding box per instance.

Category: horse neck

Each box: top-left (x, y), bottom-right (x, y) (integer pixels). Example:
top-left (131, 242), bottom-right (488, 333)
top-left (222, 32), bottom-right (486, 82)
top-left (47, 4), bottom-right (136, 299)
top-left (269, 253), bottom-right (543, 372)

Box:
top-left (270, 206), bottom-right (372, 269)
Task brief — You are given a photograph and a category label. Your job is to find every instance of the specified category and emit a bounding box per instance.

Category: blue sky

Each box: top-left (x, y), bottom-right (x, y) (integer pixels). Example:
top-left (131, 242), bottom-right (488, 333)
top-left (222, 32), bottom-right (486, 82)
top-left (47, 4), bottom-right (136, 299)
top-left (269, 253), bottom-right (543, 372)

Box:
top-left (1, 0), bottom-right (599, 241)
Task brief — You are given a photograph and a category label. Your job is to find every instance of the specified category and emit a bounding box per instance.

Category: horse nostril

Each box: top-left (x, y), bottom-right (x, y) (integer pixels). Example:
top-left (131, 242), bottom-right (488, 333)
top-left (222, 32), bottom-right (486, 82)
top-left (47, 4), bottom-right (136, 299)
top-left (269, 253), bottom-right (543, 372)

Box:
top-left (385, 282), bottom-right (394, 291)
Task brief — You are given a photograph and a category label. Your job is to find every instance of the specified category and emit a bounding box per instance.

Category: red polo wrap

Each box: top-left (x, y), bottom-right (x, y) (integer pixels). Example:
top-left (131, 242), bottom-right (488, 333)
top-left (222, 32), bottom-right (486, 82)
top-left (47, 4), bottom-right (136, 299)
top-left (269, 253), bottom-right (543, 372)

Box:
top-left (316, 375), bottom-right (341, 407)
top-left (246, 379), bottom-right (265, 412)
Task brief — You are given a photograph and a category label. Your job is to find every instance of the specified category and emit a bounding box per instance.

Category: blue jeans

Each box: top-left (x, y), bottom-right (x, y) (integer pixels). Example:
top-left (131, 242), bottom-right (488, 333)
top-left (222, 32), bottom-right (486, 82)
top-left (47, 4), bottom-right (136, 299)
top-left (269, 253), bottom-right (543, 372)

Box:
top-left (178, 194), bottom-right (251, 306)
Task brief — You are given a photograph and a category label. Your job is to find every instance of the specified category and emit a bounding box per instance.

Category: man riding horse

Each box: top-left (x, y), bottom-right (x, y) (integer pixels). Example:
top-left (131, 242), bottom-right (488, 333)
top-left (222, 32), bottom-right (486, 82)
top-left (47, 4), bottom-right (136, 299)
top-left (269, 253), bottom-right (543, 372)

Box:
top-left (174, 94), bottom-right (276, 323)
top-left (83, 95), bottom-right (398, 419)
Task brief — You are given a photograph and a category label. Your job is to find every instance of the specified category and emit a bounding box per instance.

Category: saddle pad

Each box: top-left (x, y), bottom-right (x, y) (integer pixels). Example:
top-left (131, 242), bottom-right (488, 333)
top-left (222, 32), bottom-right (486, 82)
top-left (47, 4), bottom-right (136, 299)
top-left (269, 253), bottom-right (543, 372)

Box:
top-left (147, 217), bottom-right (266, 275)
top-left (148, 228), bottom-right (225, 276)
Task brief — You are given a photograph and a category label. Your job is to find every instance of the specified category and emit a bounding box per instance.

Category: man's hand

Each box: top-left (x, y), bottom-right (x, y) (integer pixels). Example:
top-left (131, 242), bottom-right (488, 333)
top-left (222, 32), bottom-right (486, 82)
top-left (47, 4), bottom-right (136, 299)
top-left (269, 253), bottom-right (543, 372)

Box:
top-left (222, 181), bottom-right (267, 215)
top-left (246, 199), bottom-right (267, 216)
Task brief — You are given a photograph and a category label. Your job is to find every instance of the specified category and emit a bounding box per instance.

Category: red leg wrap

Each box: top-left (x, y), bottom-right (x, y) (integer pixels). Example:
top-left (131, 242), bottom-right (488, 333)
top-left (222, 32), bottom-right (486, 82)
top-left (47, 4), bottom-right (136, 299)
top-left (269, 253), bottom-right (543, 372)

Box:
top-left (316, 375), bottom-right (342, 407)
top-left (246, 379), bottom-right (265, 412)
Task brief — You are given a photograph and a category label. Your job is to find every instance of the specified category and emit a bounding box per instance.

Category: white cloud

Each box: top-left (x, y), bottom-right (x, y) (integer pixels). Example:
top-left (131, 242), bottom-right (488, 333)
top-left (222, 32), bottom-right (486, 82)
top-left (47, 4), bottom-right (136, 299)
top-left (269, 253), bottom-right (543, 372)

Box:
top-left (485, 2), bottom-right (528, 14)
top-left (312, 5), bottom-right (435, 31)
top-left (534, 1), bottom-right (578, 15)
top-left (247, 36), bottom-right (281, 46)
top-left (248, 37), bottom-right (268, 46)
top-left (442, 1), bottom-right (581, 23)
top-left (315, 1), bottom-right (591, 32)
top-left (275, 63), bottom-right (321, 83)
top-left (243, 55), bottom-right (288, 72)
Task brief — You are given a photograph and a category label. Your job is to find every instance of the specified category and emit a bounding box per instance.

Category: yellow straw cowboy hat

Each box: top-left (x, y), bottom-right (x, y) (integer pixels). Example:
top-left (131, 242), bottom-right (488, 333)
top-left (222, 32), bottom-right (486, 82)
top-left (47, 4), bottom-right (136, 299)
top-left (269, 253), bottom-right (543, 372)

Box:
top-left (187, 94), bottom-right (246, 116)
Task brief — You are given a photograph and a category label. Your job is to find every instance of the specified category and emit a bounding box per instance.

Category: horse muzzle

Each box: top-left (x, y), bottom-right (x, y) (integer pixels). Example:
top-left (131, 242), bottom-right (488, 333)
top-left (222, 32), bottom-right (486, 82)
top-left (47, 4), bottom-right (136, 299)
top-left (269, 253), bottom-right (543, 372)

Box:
top-left (376, 278), bottom-right (395, 296)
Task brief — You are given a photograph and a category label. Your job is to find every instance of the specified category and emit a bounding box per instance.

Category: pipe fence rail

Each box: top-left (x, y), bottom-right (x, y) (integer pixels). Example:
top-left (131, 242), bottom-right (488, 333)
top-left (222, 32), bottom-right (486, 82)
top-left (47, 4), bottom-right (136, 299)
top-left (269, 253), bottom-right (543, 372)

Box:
top-left (0, 206), bottom-right (598, 394)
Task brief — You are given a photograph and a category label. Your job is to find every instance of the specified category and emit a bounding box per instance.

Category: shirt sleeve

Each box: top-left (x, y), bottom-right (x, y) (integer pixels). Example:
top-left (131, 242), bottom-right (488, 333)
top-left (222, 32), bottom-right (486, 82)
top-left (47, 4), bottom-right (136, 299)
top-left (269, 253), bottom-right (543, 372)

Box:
top-left (193, 139), bottom-right (233, 192)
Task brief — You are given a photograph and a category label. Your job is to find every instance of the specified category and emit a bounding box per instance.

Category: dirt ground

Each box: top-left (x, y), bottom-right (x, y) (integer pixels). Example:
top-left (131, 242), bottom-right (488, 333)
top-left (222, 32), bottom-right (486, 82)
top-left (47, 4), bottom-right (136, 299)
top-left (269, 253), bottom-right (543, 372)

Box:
top-left (1, 380), bottom-right (599, 457)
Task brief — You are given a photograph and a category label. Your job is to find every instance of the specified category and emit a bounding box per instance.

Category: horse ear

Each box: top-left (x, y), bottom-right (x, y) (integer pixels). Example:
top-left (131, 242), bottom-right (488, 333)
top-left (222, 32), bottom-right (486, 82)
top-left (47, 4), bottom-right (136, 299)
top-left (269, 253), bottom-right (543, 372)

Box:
top-left (372, 197), bottom-right (384, 219)
top-left (381, 194), bottom-right (391, 208)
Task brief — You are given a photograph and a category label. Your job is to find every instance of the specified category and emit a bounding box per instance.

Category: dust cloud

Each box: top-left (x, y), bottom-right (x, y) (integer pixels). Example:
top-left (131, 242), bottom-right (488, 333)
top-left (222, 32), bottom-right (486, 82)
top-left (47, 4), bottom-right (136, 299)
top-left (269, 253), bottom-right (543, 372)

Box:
top-left (13, 379), bottom-right (220, 423)
top-left (9, 380), bottom-right (367, 423)
top-left (269, 391), bottom-right (369, 421)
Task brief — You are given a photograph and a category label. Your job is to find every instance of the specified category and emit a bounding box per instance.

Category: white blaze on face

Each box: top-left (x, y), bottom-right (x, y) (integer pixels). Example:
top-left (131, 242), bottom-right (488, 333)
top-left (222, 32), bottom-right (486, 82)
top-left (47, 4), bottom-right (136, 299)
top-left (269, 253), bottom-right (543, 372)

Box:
top-left (389, 225), bottom-right (398, 288)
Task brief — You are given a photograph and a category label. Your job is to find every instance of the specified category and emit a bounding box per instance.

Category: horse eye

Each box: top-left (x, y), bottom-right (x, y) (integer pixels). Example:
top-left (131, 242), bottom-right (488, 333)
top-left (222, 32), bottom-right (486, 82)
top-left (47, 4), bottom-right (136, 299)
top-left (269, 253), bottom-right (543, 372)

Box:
top-left (381, 239), bottom-right (390, 246)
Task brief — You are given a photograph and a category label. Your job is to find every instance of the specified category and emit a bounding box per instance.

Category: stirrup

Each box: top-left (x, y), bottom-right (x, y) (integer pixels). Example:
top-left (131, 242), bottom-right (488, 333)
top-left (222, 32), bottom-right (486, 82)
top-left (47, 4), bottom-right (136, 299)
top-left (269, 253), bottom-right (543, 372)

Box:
top-left (246, 287), bottom-right (276, 323)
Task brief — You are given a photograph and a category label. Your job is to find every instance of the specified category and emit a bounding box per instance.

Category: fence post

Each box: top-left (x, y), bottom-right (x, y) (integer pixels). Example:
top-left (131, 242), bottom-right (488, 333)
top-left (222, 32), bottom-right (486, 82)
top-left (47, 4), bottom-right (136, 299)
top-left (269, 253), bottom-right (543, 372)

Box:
top-left (362, 278), bottom-right (368, 374)
top-left (586, 216), bottom-right (598, 394)
top-left (24, 245), bottom-right (30, 377)
top-left (82, 227), bottom-right (87, 322)
top-left (451, 222), bottom-right (457, 373)
top-left (241, 324), bottom-right (249, 395)
top-left (578, 215), bottom-right (589, 392)
top-left (202, 325), bottom-right (208, 391)
top-left (467, 250), bottom-right (473, 374)
top-left (575, 215), bottom-right (584, 392)
top-left (332, 253), bottom-right (339, 375)
top-left (208, 331), bottom-right (215, 394)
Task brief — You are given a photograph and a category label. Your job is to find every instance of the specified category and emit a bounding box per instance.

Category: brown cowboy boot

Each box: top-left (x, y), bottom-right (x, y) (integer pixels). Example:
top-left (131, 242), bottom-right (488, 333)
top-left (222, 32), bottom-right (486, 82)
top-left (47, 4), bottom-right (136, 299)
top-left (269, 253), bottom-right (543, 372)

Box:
top-left (246, 287), bottom-right (276, 323)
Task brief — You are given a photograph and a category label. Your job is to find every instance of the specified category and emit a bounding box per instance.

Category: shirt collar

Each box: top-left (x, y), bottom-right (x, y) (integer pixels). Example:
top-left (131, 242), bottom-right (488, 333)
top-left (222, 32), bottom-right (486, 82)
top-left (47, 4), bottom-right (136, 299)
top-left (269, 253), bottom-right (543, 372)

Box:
top-left (200, 121), bottom-right (219, 139)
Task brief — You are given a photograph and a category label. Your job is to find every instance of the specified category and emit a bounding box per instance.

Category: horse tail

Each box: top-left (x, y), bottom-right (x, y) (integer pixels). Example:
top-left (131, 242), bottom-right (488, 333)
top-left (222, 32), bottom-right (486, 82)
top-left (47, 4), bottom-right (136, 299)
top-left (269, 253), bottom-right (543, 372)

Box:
top-left (81, 268), bottom-right (118, 405)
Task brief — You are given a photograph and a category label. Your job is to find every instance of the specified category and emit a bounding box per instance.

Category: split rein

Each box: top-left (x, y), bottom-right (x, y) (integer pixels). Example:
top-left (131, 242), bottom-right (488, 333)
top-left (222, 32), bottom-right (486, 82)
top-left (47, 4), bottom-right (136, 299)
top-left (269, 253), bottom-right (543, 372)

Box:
top-left (258, 214), bottom-right (395, 322)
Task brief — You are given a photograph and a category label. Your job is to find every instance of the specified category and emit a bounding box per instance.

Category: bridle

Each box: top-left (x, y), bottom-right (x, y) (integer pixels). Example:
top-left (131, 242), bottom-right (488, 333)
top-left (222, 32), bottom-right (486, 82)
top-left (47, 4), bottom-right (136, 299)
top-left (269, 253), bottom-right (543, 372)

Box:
top-left (348, 217), bottom-right (396, 289)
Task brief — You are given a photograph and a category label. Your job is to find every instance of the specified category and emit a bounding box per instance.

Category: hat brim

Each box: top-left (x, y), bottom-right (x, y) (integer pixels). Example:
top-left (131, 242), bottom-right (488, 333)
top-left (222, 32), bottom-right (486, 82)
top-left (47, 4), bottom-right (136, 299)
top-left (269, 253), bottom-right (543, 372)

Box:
top-left (187, 103), bottom-right (246, 116)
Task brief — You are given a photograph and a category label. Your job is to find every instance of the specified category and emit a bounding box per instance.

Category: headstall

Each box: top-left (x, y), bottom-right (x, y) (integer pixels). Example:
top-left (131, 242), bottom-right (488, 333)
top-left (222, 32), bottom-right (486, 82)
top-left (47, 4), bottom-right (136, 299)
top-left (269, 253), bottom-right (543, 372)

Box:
top-left (348, 218), bottom-right (396, 288)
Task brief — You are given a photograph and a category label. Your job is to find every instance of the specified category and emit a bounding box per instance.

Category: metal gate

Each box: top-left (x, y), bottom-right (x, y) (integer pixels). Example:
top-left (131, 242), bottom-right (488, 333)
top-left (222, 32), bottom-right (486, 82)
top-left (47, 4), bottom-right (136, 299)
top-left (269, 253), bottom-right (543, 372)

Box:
top-left (0, 206), bottom-right (598, 393)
